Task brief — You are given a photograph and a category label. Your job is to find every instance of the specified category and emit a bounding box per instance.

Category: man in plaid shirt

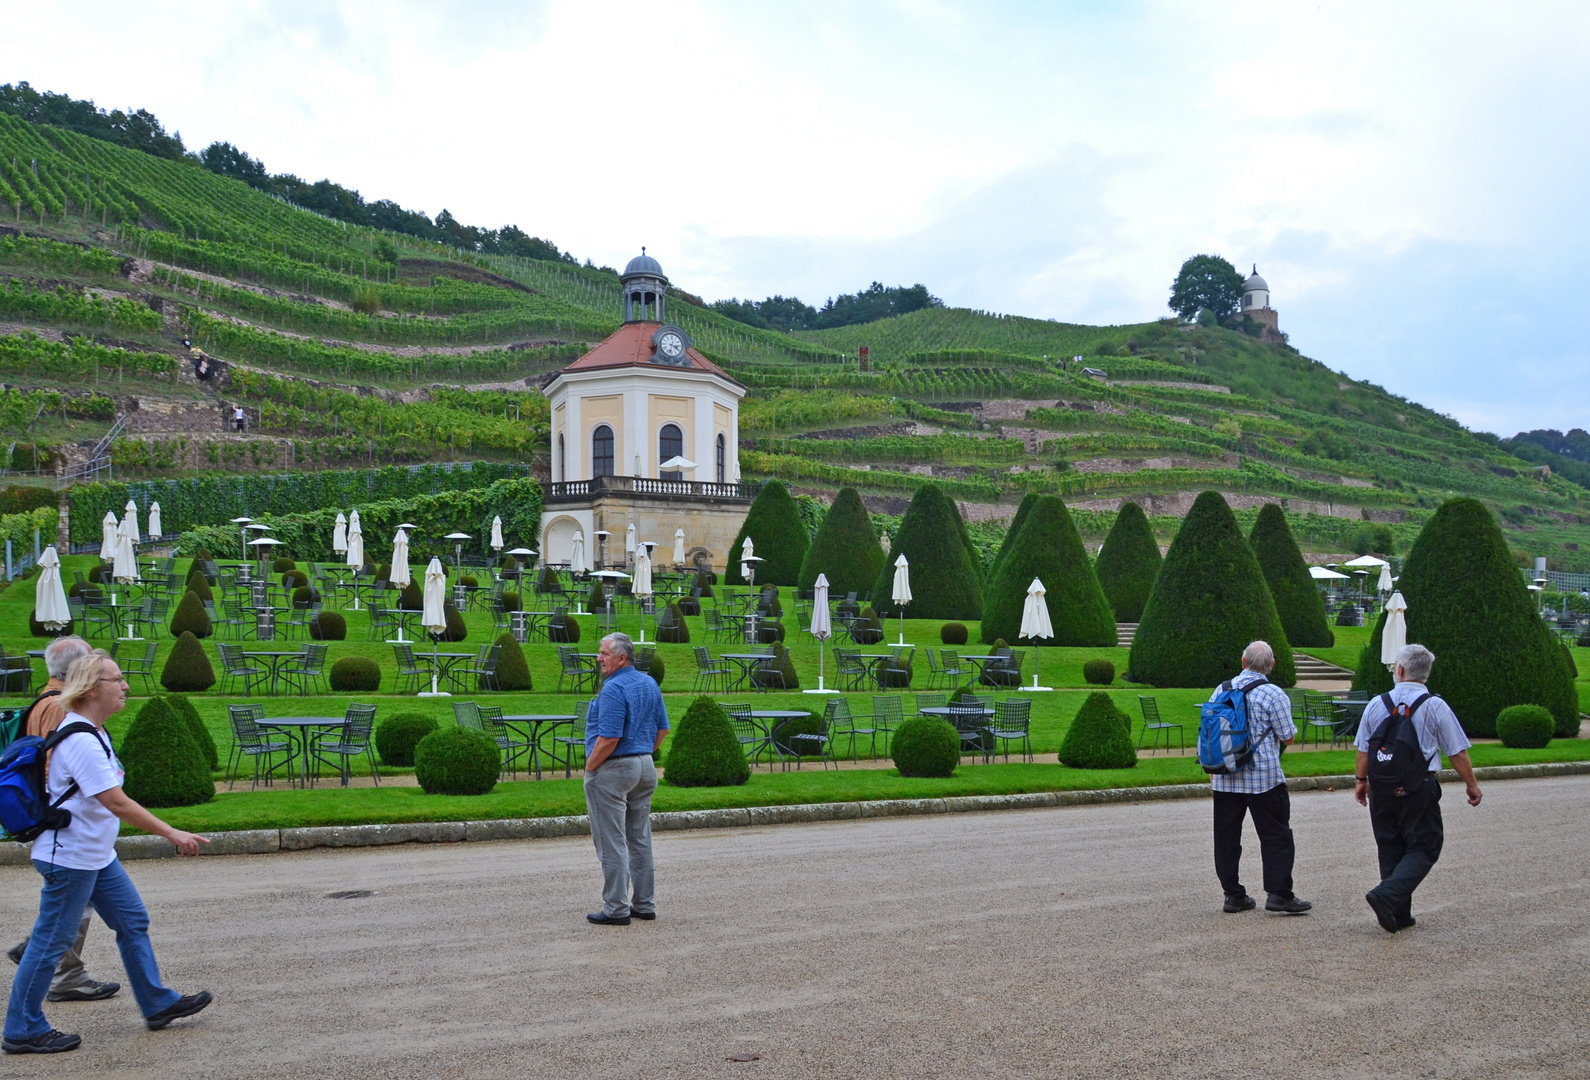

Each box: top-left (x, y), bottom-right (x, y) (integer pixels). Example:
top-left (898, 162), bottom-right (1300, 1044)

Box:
top-left (1208, 641), bottom-right (1312, 915)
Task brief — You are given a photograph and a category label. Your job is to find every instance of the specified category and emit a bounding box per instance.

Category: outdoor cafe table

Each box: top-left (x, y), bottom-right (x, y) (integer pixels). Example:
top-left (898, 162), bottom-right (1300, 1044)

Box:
top-left (919, 704), bottom-right (994, 720)
top-left (521, 611), bottom-right (557, 642)
top-left (426, 651), bottom-right (477, 693)
top-left (257, 716), bottom-right (348, 788)
top-left (748, 709), bottom-right (810, 771)
top-left (244, 650), bottom-right (303, 695)
top-left (720, 653), bottom-right (776, 691)
top-left (498, 714), bottom-right (576, 780)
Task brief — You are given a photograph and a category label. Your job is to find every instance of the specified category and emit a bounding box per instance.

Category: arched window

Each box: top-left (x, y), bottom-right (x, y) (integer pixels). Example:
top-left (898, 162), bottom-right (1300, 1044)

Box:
top-left (659, 424), bottom-right (683, 480)
top-left (556, 433), bottom-right (565, 482)
top-left (591, 425), bottom-right (614, 478)
top-left (716, 433), bottom-right (726, 483)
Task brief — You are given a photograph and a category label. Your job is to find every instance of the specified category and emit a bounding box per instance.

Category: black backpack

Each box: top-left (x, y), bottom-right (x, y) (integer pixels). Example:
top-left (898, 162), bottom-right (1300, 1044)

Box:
top-left (1366, 692), bottom-right (1432, 796)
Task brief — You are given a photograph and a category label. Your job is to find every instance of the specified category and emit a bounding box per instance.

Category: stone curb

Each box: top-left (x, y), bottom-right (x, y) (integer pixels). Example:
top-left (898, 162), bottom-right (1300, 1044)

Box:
top-left (1, 761), bottom-right (1583, 866)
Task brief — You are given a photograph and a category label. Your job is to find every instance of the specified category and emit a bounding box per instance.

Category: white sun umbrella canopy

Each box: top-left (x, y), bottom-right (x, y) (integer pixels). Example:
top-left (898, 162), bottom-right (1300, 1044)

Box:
top-left (389, 528), bottom-right (412, 589)
top-left (333, 513), bottom-right (348, 555)
top-left (673, 528), bottom-right (686, 566)
top-left (100, 512), bottom-right (118, 555)
top-left (123, 499), bottom-right (141, 545)
top-left (491, 515), bottom-right (504, 552)
top-left (571, 531), bottom-right (588, 573)
top-left (112, 517), bottom-right (140, 582)
top-left (34, 546), bottom-right (70, 631)
top-left (1376, 564), bottom-right (1394, 593)
top-left (147, 502), bottom-right (162, 541)
top-left (1381, 591), bottom-right (1409, 670)
top-left (1343, 555), bottom-right (1389, 569)
top-left (1309, 566), bottom-right (1349, 581)
top-left (1020, 578), bottom-right (1055, 642)
top-left (346, 513), bottom-right (364, 569)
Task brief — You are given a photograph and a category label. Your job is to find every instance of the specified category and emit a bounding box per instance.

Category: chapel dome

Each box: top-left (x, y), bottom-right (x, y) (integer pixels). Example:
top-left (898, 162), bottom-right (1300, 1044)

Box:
top-left (623, 252), bottom-right (666, 281)
top-left (1243, 265), bottom-right (1269, 293)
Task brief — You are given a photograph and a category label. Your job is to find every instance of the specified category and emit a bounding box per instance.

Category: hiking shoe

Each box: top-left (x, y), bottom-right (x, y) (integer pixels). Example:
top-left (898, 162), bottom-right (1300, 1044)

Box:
top-left (1222, 894), bottom-right (1257, 913)
top-left (5, 941), bottom-right (23, 966)
top-left (48, 980), bottom-right (119, 1003)
top-left (631, 911), bottom-right (657, 921)
top-left (2, 1029), bottom-right (81, 1054)
top-left (1266, 894), bottom-right (1312, 915)
top-left (1365, 891), bottom-right (1400, 933)
top-left (145, 990), bottom-right (212, 1031)
top-left (586, 912), bottom-right (631, 926)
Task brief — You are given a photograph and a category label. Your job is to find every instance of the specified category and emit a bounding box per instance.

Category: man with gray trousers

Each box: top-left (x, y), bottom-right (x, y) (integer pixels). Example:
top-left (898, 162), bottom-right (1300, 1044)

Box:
top-left (583, 633), bottom-right (669, 926)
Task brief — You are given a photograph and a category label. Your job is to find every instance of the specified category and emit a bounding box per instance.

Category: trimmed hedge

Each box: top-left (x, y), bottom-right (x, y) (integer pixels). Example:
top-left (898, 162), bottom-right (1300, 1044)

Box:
top-left (1495, 705), bottom-right (1554, 749)
top-left (414, 727), bottom-right (500, 795)
top-left (664, 697), bottom-right (751, 787)
top-left (727, 479), bottom-right (808, 587)
top-left (1395, 497), bottom-right (1579, 737)
top-left (163, 694), bottom-right (219, 771)
top-left (657, 602), bottom-right (690, 644)
top-left (310, 610), bottom-right (347, 640)
top-left (183, 564), bottom-right (214, 603)
top-left (980, 495), bottom-right (1115, 646)
top-left (330, 656), bottom-right (381, 691)
top-left (375, 712), bottom-right (439, 767)
top-left (797, 487), bottom-right (886, 597)
top-left (1058, 692), bottom-right (1137, 769)
top-left (988, 492), bottom-right (1038, 584)
top-left (283, 569), bottom-right (309, 590)
top-left (493, 632), bottom-right (531, 690)
top-left (1083, 659), bottom-right (1115, 685)
top-left (1351, 609), bottom-right (1394, 697)
top-left (1127, 490), bottom-right (1296, 688)
top-left (870, 484), bottom-right (983, 620)
top-left (271, 556), bottom-right (295, 573)
top-left (160, 631), bottom-right (216, 692)
top-left (168, 590), bottom-right (212, 639)
top-left (119, 697), bottom-right (213, 807)
top-left (890, 716), bottom-right (959, 777)
top-left (751, 642), bottom-right (799, 690)
top-left (398, 580), bottom-right (422, 611)
top-left (1249, 503), bottom-right (1334, 648)
top-left (439, 602), bottom-right (467, 642)
top-left (1095, 500), bottom-right (1161, 623)
top-left (644, 649), bottom-right (665, 688)
top-left (940, 622), bottom-right (968, 645)
top-left (548, 612), bottom-right (581, 643)
top-left (29, 611), bottom-right (73, 638)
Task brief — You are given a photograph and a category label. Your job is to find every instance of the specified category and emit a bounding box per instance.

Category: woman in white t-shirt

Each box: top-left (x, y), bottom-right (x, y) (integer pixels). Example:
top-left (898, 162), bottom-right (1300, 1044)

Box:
top-left (2, 650), bottom-right (213, 1056)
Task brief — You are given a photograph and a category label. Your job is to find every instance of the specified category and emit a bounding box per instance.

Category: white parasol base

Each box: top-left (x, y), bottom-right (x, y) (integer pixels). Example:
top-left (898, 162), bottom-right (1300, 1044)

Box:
top-left (1017, 674), bottom-right (1054, 692)
top-left (418, 673), bottom-right (451, 698)
top-left (895, 636), bottom-right (907, 646)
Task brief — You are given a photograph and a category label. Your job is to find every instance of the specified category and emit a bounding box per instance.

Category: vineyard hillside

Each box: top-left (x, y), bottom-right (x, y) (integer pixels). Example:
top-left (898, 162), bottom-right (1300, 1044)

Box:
top-left (0, 111), bottom-right (1587, 569)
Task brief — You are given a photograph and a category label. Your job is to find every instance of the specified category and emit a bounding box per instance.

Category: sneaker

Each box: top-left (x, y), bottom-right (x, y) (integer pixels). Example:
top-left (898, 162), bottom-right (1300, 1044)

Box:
top-left (1222, 894), bottom-right (1257, 913)
top-left (2, 1029), bottom-right (81, 1054)
top-left (1365, 891), bottom-right (1400, 933)
top-left (145, 990), bottom-right (213, 1031)
top-left (48, 980), bottom-right (120, 1003)
top-left (1266, 894), bottom-right (1313, 915)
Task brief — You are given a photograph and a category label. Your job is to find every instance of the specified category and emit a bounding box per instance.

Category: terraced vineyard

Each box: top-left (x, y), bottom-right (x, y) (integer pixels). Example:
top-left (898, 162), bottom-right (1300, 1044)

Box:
top-left (1, 109), bottom-right (1586, 569)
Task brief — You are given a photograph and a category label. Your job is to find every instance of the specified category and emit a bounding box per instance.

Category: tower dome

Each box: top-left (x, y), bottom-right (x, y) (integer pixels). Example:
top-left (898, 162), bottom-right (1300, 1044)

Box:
top-left (623, 251), bottom-right (666, 281)
top-left (1241, 264), bottom-right (1270, 311)
top-left (620, 247), bottom-right (668, 323)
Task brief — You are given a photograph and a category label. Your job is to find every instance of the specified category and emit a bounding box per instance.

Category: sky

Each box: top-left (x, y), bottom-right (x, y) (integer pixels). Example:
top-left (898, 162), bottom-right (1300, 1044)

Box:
top-left (4, 0), bottom-right (1587, 436)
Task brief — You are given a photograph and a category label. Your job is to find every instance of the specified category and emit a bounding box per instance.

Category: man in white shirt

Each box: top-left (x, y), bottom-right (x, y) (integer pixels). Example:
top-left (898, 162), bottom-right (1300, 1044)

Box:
top-left (1354, 643), bottom-right (1483, 933)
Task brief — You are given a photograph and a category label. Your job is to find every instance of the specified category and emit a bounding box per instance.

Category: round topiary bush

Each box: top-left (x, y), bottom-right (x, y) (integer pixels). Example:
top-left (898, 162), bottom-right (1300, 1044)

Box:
top-left (1335, 604), bottom-right (1360, 627)
top-left (414, 727), bottom-right (500, 795)
top-left (88, 564), bottom-right (108, 585)
top-left (493, 632), bottom-right (531, 691)
top-left (771, 710), bottom-right (823, 757)
top-left (292, 585), bottom-right (316, 606)
top-left (1058, 691), bottom-right (1137, 769)
top-left (1083, 659), bottom-right (1116, 685)
top-left (1495, 704), bottom-right (1555, 749)
top-left (163, 693), bottom-right (219, 771)
top-left (851, 607), bottom-right (883, 645)
top-left (460, 574), bottom-right (479, 588)
top-left (160, 631), bottom-right (216, 692)
top-left (750, 642), bottom-right (799, 690)
top-left (376, 712), bottom-right (440, 767)
top-left (272, 556), bottom-right (295, 573)
top-left (68, 581), bottom-right (101, 599)
top-left (891, 716), bottom-right (960, 778)
top-left (330, 656), bottom-right (382, 692)
top-left (1249, 504), bottom-right (1333, 648)
top-left (663, 697), bottom-right (750, 787)
top-left (940, 622), bottom-right (968, 645)
top-left (677, 595), bottom-right (701, 616)
top-left (548, 612), bottom-right (581, 643)
top-left (502, 590), bottom-right (522, 613)
top-left (310, 610), bottom-right (347, 640)
top-left (283, 569), bottom-right (309, 590)
top-left (119, 697), bottom-right (213, 808)
top-left (29, 611), bottom-right (73, 638)
top-left (1095, 500), bottom-right (1163, 624)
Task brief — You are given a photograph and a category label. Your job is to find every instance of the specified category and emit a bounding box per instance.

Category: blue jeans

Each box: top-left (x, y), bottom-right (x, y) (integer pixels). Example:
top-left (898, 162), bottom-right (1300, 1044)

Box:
top-left (5, 858), bottom-right (180, 1038)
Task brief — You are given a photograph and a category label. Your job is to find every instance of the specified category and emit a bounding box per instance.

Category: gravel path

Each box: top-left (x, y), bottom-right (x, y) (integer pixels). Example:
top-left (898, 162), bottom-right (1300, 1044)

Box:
top-left (6, 776), bottom-right (1587, 1079)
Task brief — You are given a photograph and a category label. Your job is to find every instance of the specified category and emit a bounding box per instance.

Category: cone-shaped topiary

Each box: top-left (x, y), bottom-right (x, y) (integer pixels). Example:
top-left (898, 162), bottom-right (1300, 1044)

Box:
top-left (183, 564), bottom-right (214, 603)
top-left (29, 611), bottom-right (73, 638)
top-left (414, 727), bottom-right (500, 795)
top-left (664, 697), bottom-right (751, 787)
top-left (310, 611), bottom-right (347, 640)
top-left (160, 631), bottom-right (216, 692)
top-left (870, 484), bottom-right (983, 620)
top-left (163, 694), bottom-right (218, 771)
top-left (1495, 705), bottom-right (1554, 749)
top-left (1248, 504), bottom-right (1334, 648)
top-left (548, 612), bottom-right (581, 643)
top-left (1351, 608), bottom-right (1394, 696)
top-left (119, 697), bottom-right (213, 807)
top-left (493, 631), bottom-right (531, 690)
top-left (891, 716), bottom-right (959, 777)
top-left (1394, 497), bottom-right (1578, 737)
top-left (727, 480), bottom-right (808, 587)
top-left (376, 562), bottom-right (392, 583)
top-left (588, 580), bottom-right (607, 611)
top-left (1058, 692), bottom-right (1137, 769)
top-left (168, 589), bottom-right (212, 639)
top-left (398, 580), bottom-right (422, 611)
top-left (797, 487), bottom-right (887, 596)
top-left (751, 642), bottom-right (799, 690)
top-left (657, 601), bottom-right (690, 644)
top-left (375, 712), bottom-right (439, 766)
top-left (1128, 491), bottom-right (1296, 688)
top-left (645, 650), bottom-right (664, 687)
top-left (330, 656), bottom-right (381, 691)
top-left (439, 602), bottom-right (467, 642)
top-left (502, 591), bottom-right (521, 613)
top-left (989, 492), bottom-right (1039, 584)
top-left (981, 495), bottom-right (1115, 646)
top-left (1095, 501), bottom-right (1162, 623)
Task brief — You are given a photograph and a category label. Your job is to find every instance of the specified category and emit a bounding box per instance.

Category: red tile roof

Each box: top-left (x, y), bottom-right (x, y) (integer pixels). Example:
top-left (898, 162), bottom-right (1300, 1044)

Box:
top-left (557, 322), bottom-right (740, 385)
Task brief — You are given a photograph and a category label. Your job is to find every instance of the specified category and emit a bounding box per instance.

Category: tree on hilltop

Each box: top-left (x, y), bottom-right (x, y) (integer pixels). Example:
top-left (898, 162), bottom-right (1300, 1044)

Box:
top-left (1169, 255), bottom-right (1244, 321)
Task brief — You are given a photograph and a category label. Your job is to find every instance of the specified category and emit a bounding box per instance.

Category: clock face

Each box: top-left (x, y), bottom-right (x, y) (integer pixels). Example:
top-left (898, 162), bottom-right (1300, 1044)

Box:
top-left (651, 325), bottom-right (692, 365)
top-left (659, 332), bottom-right (685, 359)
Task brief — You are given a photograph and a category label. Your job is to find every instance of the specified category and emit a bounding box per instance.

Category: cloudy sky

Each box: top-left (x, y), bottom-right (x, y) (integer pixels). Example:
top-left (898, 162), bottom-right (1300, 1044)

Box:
top-left (6, 1), bottom-right (1586, 436)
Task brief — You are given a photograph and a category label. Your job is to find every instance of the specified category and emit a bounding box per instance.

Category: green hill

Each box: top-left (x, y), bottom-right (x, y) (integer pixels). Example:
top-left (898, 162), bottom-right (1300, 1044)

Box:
top-left (0, 107), bottom-right (1586, 571)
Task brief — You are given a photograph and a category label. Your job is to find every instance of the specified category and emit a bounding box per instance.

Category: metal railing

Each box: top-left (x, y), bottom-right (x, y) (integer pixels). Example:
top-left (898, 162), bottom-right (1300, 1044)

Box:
top-left (547, 476), bottom-right (759, 501)
top-left (55, 415), bottom-right (127, 489)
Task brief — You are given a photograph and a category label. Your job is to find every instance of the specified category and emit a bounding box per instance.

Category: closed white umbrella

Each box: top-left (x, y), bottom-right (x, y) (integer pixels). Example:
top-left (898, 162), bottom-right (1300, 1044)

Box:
top-left (112, 517), bottom-right (140, 583)
top-left (740, 535), bottom-right (754, 582)
top-left (1376, 564), bottom-right (1394, 593)
top-left (490, 515), bottom-right (504, 552)
top-left (891, 553), bottom-right (912, 646)
top-left (100, 512), bottom-right (117, 555)
top-left (571, 531), bottom-right (588, 574)
top-left (804, 572), bottom-right (839, 694)
top-left (1018, 577), bottom-right (1056, 691)
top-left (147, 502), bottom-right (162, 541)
top-left (633, 546), bottom-right (653, 644)
top-left (34, 546), bottom-right (69, 632)
top-left (1381, 591), bottom-right (1408, 672)
top-left (123, 499), bottom-right (141, 545)
top-left (673, 528), bottom-right (686, 566)
top-left (389, 530), bottom-right (412, 589)
top-left (419, 556), bottom-right (450, 696)
top-left (346, 514), bottom-right (364, 569)
top-left (333, 513), bottom-right (348, 555)
top-left (625, 522), bottom-right (636, 557)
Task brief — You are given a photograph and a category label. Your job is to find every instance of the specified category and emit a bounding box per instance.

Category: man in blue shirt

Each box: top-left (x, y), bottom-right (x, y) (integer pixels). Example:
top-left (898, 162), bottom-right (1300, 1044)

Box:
top-left (583, 633), bottom-right (670, 926)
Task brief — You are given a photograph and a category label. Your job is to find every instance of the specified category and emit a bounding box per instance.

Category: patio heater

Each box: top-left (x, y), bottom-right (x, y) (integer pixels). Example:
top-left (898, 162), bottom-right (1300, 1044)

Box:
top-left (592, 530), bottom-right (610, 571)
top-left (246, 523), bottom-right (274, 577)
top-left (231, 517), bottom-right (252, 576)
top-left (740, 555), bottom-right (763, 644)
top-left (590, 569), bottom-right (629, 635)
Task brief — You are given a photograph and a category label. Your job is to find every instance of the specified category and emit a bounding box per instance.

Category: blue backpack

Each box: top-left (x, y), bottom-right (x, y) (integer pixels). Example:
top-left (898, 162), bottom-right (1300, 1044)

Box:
top-left (1198, 677), bottom-right (1273, 775)
top-left (0, 722), bottom-right (106, 842)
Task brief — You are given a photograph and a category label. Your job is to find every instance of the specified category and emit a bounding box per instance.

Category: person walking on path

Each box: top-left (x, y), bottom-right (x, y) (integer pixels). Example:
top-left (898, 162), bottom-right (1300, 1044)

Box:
top-left (583, 632), bottom-right (669, 927)
top-left (1209, 641), bottom-right (1312, 915)
top-left (1354, 643), bottom-right (1482, 933)
top-left (7, 637), bottom-right (120, 1007)
top-left (3, 650), bottom-right (213, 1055)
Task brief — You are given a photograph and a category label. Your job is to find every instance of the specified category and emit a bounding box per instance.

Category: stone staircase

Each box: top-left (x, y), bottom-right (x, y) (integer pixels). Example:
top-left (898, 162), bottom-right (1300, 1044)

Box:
top-left (1294, 654), bottom-right (1355, 683)
top-left (1116, 623), bottom-right (1136, 647)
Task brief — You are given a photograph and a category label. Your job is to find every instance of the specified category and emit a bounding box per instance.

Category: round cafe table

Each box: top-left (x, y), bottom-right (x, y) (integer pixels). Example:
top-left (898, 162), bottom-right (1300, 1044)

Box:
top-left (256, 716), bottom-right (348, 788)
